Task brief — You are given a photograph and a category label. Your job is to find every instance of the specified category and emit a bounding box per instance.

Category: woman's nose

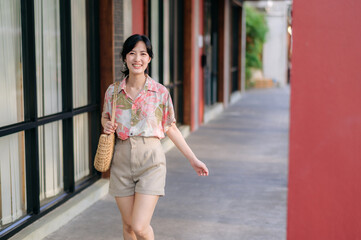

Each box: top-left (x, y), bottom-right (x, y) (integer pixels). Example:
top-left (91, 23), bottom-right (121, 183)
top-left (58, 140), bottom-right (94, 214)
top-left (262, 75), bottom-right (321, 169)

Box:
top-left (134, 54), bottom-right (141, 61)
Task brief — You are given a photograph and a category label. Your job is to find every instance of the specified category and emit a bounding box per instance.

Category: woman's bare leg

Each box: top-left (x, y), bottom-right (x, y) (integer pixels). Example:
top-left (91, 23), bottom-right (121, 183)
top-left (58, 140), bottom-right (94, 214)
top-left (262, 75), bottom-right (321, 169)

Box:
top-left (115, 196), bottom-right (137, 240)
top-left (131, 193), bottom-right (159, 240)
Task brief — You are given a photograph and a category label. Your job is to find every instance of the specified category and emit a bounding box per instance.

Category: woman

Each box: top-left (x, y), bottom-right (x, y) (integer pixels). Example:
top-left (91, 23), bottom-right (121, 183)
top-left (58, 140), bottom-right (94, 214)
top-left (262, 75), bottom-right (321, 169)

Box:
top-left (101, 34), bottom-right (209, 240)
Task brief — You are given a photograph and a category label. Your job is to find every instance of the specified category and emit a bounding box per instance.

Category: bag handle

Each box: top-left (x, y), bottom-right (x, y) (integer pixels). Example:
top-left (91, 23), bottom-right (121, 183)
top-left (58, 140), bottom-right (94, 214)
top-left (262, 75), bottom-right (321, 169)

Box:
top-left (110, 82), bottom-right (120, 124)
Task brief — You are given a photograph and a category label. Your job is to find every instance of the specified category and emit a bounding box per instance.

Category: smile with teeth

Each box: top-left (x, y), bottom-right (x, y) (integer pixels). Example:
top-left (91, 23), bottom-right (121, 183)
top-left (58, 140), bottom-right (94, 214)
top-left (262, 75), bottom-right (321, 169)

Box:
top-left (133, 64), bottom-right (142, 68)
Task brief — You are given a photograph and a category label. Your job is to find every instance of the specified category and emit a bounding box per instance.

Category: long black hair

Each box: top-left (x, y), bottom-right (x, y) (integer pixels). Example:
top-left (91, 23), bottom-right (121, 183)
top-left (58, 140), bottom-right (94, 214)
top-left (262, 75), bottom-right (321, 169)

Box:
top-left (120, 34), bottom-right (154, 76)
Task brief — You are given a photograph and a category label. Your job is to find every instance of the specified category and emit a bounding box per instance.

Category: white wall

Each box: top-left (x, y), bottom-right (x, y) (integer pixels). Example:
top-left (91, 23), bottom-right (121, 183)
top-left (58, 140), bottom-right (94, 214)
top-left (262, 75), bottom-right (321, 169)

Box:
top-left (262, 2), bottom-right (289, 86)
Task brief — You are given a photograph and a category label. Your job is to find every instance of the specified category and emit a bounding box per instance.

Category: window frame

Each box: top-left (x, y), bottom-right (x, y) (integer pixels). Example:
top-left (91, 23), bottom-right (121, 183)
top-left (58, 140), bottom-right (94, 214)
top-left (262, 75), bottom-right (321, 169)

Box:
top-left (0, 0), bottom-right (101, 238)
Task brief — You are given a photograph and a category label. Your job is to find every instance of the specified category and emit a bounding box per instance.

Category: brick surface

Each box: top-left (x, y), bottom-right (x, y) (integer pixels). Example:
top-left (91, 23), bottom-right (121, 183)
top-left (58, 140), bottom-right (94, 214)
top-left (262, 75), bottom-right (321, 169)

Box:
top-left (114, 0), bottom-right (124, 82)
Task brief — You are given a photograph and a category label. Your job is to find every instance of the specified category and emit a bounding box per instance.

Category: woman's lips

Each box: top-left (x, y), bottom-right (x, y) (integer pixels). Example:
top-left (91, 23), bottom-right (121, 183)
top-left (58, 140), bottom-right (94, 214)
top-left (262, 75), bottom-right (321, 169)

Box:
top-left (132, 64), bottom-right (142, 69)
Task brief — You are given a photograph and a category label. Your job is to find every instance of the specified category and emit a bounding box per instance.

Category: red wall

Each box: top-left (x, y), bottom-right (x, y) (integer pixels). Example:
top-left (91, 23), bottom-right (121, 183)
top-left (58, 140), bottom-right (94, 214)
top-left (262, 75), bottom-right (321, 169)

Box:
top-left (287, 0), bottom-right (361, 239)
top-left (132, 0), bottom-right (144, 34)
top-left (198, 0), bottom-right (204, 125)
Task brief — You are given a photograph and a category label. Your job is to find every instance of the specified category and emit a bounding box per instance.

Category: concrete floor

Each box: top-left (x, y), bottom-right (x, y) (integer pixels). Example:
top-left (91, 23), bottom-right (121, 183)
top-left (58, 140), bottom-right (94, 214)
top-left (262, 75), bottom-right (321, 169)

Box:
top-left (44, 87), bottom-right (290, 240)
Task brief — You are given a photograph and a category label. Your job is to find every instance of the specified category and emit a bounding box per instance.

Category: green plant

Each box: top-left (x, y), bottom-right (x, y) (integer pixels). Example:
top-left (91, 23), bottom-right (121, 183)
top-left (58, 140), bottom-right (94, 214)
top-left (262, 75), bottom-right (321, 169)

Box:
top-left (245, 6), bottom-right (268, 86)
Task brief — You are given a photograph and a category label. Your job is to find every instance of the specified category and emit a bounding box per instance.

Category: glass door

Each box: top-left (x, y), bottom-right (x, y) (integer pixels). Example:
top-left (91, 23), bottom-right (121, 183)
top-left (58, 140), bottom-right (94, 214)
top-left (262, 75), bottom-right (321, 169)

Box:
top-left (203, 0), bottom-right (218, 106)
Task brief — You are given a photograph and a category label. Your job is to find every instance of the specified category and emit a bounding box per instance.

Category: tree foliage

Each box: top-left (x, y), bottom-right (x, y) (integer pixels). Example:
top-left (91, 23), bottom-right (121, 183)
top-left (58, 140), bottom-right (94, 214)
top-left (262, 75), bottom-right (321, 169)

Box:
top-left (245, 6), bottom-right (268, 82)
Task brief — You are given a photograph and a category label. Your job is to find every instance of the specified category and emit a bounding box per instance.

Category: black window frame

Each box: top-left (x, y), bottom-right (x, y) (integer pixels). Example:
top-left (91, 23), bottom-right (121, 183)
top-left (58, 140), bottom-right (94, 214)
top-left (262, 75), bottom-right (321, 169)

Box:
top-left (0, 0), bottom-right (101, 238)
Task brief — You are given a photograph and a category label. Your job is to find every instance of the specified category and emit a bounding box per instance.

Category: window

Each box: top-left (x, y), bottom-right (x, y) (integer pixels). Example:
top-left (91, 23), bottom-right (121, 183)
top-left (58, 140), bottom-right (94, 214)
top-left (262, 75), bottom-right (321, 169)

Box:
top-left (0, 0), bottom-right (26, 229)
top-left (0, 0), bottom-right (100, 237)
top-left (71, 0), bottom-right (89, 109)
top-left (71, 0), bottom-right (92, 182)
top-left (35, 0), bottom-right (62, 117)
top-left (0, 0), bottom-right (24, 128)
top-left (38, 121), bottom-right (63, 205)
top-left (73, 113), bottom-right (90, 182)
top-left (0, 132), bottom-right (26, 228)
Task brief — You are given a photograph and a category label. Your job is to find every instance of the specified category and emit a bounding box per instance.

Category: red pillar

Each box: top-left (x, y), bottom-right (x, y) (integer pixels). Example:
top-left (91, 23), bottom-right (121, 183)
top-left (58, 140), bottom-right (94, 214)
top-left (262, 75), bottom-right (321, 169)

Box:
top-left (198, 0), bottom-right (204, 124)
top-left (132, 0), bottom-right (144, 34)
top-left (287, 0), bottom-right (361, 239)
top-left (183, 0), bottom-right (196, 130)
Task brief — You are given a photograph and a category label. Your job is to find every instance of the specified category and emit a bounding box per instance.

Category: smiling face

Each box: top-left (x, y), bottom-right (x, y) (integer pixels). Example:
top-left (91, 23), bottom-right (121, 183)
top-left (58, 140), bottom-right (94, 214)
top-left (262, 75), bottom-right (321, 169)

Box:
top-left (125, 41), bottom-right (151, 76)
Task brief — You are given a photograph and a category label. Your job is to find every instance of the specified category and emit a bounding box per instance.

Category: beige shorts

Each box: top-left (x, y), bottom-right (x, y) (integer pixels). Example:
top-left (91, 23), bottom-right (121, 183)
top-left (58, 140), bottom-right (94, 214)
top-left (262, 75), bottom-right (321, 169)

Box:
top-left (109, 136), bottom-right (166, 197)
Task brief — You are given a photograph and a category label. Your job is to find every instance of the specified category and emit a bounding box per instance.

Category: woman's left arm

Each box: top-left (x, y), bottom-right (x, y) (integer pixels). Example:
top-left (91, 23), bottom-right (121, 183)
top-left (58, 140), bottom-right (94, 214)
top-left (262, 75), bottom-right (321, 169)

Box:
top-left (166, 124), bottom-right (209, 176)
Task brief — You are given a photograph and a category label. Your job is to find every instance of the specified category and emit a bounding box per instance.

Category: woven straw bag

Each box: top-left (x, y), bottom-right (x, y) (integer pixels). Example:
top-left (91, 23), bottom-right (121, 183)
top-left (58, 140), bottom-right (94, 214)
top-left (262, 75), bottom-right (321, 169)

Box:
top-left (94, 88), bottom-right (118, 172)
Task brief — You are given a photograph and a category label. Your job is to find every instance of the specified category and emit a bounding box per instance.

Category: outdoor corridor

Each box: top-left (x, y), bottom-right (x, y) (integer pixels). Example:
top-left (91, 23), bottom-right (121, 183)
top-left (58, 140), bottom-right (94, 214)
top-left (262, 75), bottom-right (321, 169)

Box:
top-left (44, 87), bottom-right (290, 240)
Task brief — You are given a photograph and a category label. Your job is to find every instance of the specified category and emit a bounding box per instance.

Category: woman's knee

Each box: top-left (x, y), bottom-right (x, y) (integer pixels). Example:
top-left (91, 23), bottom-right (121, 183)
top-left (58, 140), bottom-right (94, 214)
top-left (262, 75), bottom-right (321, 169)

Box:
top-left (131, 223), bottom-right (150, 237)
top-left (123, 221), bottom-right (133, 234)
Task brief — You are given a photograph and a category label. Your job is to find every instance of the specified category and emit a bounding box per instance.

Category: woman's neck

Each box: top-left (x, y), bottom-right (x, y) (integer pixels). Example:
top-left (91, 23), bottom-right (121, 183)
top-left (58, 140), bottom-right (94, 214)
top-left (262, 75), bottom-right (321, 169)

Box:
top-left (127, 73), bottom-right (147, 89)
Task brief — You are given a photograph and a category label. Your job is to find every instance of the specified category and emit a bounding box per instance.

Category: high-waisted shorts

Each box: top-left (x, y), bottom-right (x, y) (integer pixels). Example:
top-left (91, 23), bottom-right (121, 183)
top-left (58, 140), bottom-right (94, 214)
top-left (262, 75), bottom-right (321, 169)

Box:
top-left (109, 136), bottom-right (166, 197)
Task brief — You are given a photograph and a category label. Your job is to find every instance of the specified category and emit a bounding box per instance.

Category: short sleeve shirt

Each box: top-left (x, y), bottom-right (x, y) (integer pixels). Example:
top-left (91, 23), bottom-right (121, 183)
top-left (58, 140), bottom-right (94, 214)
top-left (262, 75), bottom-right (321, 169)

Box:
top-left (102, 75), bottom-right (176, 140)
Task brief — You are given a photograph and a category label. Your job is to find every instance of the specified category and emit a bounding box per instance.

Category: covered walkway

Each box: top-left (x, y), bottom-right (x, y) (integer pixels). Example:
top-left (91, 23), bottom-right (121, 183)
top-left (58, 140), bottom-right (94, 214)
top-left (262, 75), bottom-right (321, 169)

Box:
top-left (45, 87), bottom-right (290, 240)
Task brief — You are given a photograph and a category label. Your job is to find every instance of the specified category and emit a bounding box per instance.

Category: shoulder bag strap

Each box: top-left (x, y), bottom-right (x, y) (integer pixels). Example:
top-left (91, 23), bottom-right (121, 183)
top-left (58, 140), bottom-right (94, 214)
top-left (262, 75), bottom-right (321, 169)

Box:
top-left (110, 82), bottom-right (120, 124)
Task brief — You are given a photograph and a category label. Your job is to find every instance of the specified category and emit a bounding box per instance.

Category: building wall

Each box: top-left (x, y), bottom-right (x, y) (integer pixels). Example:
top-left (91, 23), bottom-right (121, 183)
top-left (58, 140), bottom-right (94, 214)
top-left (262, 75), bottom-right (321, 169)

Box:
top-left (183, 0), bottom-right (196, 129)
top-left (217, 0), bottom-right (231, 107)
top-left (99, 0), bottom-right (125, 178)
top-left (262, 2), bottom-right (288, 86)
top-left (149, 0), bottom-right (160, 81)
top-left (287, 0), bottom-right (361, 239)
top-left (193, 0), bottom-right (200, 129)
top-left (123, 0), bottom-right (132, 39)
top-left (132, 0), bottom-right (144, 34)
top-left (99, 0), bottom-right (114, 105)
top-left (198, 0), bottom-right (204, 124)
top-left (114, 0), bottom-right (124, 82)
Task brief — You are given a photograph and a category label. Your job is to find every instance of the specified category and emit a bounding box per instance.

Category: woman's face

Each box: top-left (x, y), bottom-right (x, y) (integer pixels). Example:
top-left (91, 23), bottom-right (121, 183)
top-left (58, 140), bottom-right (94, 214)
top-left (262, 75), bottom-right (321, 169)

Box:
top-left (125, 41), bottom-right (151, 76)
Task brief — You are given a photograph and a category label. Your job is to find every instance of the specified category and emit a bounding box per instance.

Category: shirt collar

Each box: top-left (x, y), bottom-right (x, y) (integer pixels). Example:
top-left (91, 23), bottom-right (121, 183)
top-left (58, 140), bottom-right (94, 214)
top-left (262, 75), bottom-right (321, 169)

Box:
top-left (118, 78), bottom-right (127, 93)
top-left (118, 75), bottom-right (159, 93)
top-left (145, 75), bottom-right (159, 92)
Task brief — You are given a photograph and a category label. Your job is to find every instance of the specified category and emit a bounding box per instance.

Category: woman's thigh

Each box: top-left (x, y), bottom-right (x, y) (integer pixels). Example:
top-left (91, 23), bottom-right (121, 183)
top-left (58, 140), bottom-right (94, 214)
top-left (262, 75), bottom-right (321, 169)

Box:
top-left (132, 193), bottom-right (159, 228)
top-left (115, 195), bottom-right (135, 226)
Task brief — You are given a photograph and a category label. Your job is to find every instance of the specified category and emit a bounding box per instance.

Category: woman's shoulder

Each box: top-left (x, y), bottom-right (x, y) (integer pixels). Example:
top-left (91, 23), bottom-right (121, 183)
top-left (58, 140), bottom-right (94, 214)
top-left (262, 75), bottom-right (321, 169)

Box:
top-left (104, 81), bottom-right (122, 102)
top-left (147, 76), bottom-right (169, 94)
top-left (106, 81), bottom-right (122, 94)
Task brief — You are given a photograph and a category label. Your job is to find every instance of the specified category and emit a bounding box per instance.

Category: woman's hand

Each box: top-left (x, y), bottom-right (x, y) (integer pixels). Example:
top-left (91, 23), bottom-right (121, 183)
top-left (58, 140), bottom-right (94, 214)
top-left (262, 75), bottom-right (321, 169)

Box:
top-left (104, 121), bottom-right (118, 134)
top-left (190, 158), bottom-right (209, 176)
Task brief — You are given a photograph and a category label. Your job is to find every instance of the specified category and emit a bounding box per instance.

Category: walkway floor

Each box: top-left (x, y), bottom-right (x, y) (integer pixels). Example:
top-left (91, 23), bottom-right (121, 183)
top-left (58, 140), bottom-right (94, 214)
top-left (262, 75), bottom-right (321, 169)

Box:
top-left (44, 87), bottom-right (290, 240)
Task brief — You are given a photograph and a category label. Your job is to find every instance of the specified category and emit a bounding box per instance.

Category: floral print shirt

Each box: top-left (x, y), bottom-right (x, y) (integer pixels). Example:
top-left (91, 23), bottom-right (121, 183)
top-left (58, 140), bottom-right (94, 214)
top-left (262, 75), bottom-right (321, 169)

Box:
top-left (102, 75), bottom-right (176, 140)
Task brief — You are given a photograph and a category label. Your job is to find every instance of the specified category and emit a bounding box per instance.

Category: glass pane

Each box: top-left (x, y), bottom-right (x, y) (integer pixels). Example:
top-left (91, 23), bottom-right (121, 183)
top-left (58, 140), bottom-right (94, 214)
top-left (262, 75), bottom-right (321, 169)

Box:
top-left (73, 113), bottom-right (90, 182)
top-left (71, 0), bottom-right (89, 108)
top-left (0, 0), bottom-right (24, 127)
top-left (0, 132), bottom-right (26, 229)
top-left (35, 0), bottom-right (62, 117)
top-left (38, 121), bottom-right (63, 205)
